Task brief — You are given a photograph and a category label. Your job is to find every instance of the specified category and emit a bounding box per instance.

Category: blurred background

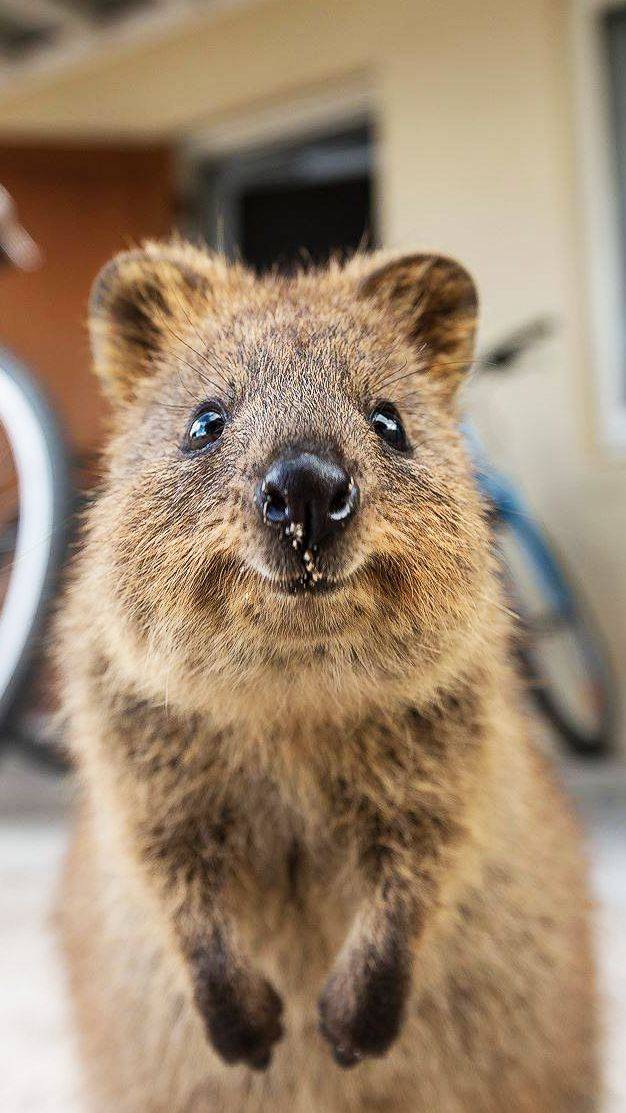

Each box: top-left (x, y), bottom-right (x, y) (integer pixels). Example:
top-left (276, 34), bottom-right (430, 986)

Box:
top-left (0, 1), bottom-right (624, 1110)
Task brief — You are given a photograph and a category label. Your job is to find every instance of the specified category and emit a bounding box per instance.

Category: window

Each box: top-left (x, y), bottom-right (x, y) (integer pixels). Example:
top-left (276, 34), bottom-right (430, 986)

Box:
top-left (188, 124), bottom-right (375, 273)
top-left (574, 0), bottom-right (626, 449)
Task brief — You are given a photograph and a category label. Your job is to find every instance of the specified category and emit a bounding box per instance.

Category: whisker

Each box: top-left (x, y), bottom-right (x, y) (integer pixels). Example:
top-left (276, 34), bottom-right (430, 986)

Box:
top-left (370, 360), bottom-right (418, 396)
top-left (172, 358), bottom-right (213, 394)
top-left (167, 284), bottom-right (232, 389)
top-left (170, 347), bottom-right (232, 402)
top-left (367, 350), bottom-right (410, 392)
top-left (201, 350), bottom-right (234, 395)
top-left (165, 333), bottom-right (234, 402)
top-left (158, 320), bottom-right (207, 368)
top-left (375, 353), bottom-right (481, 401)
top-left (168, 290), bottom-right (232, 394)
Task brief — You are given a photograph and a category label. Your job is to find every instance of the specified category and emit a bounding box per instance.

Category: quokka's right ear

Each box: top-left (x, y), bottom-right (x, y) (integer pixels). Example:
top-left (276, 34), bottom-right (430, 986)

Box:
top-left (355, 252), bottom-right (478, 397)
top-left (89, 240), bottom-right (234, 405)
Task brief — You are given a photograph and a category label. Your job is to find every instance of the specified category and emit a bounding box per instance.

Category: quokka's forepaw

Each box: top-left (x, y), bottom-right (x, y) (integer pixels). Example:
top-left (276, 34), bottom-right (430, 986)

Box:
top-left (200, 973), bottom-right (284, 1071)
top-left (318, 950), bottom-right (409, 1069)
top-left (318, 1009), bottom-right (364, 1068)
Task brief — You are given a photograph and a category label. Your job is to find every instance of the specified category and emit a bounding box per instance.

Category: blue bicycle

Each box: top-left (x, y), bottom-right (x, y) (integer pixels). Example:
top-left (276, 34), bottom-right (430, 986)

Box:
top-left (467, 320), bottom-right (614, 757)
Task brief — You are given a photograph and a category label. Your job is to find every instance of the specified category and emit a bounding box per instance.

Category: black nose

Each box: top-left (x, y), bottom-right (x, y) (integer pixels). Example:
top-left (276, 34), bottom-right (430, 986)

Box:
top-left (257, 451), bottom-right (359, 549)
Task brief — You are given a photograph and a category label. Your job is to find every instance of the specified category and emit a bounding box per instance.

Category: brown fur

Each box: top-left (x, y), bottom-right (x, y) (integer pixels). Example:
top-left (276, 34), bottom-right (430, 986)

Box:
top-left (57, 241), bottom-right (598, 1111)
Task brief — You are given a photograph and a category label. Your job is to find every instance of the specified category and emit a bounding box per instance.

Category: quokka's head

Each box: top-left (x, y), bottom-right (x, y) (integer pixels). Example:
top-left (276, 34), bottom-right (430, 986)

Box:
top-left (88, 241), bottom-right (492, 708)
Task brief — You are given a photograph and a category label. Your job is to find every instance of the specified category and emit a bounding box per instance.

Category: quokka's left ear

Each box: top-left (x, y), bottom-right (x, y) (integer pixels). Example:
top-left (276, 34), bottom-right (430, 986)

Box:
top-left (357, 253), bottom-right (479, 393)
top-left (89, 239), bottom-right (238, 405)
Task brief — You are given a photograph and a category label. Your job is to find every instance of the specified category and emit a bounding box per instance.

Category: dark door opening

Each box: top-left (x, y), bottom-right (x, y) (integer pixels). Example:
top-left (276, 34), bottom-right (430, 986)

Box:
top-left (190, 124), bottom-right (375, 272)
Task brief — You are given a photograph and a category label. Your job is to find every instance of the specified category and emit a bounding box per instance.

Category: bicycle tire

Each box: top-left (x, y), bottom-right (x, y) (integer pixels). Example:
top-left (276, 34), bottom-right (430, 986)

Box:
top-left (517, 641), bottom-right (613, 757)
top-left (0, 346), bottom-right (70, 732)
top-left (493, 512), bottom-right (615, 758)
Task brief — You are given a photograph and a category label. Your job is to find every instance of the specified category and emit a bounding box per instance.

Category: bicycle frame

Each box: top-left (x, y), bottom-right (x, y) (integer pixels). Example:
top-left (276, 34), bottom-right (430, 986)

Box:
top-left (462, 421), bottom-right (575, 620)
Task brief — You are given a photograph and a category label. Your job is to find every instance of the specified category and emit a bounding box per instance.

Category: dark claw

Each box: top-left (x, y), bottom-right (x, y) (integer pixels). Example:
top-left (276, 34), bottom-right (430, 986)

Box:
top-left (319, 1014), bottom-right (362, 1069)
top-left (330, 1042), bottom-right (362, 1069)
top-left (249, 1048), bottom-right (273, 1071)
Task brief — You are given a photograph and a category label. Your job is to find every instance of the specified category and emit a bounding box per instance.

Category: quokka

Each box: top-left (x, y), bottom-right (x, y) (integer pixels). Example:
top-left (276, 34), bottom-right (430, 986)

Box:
top-left (58, 242), bottom-right (598, 1112)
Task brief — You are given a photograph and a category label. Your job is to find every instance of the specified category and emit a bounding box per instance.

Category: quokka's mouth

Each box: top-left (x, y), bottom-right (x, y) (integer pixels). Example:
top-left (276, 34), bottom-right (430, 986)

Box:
top-left (254, 566), bottom-right (358, 597)
top-left (271, 575), bottom-right (347, 597)
top-left (252, 537), bottom-right (362, 596)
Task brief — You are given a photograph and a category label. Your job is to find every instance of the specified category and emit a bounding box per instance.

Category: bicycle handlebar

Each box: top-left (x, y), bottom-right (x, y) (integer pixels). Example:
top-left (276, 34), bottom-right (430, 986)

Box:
top-left (476, 316), bottom-right (555, 374)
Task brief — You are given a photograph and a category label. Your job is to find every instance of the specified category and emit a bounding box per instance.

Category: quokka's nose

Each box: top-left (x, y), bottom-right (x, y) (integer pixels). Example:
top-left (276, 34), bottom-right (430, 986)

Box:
top-left (256, 451), bottom-right (359, 549)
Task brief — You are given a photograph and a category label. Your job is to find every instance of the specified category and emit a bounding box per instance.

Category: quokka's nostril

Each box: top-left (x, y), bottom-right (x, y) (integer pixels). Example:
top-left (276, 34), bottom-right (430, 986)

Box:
top-left (328, 477), bottom-right (358, 523)
top-left (262, 484), bottom-right (289, 525)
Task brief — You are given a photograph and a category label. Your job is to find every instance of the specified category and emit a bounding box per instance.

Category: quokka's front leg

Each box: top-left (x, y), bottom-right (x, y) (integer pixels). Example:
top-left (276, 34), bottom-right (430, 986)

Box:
top-left (318, 880), bottom-right (414, 1067)
top-left (101, 698), bottom-right (285, 1070)
top-left (188, 919), bottom-right (284, 1070)
top-left (129, 804), bottom-right (284, 1070)
top-left (319, 760), bottom-right (463, 1068)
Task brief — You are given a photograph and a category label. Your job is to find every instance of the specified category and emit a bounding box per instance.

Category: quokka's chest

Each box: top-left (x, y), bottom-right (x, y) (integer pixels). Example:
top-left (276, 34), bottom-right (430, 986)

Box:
top-left (207, 765), bottom-right (364, 913)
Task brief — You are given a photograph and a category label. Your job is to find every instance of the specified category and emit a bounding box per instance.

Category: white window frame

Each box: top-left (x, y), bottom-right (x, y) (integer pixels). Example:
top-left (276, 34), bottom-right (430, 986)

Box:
top-left (573, 0), bottom-right (626, 451)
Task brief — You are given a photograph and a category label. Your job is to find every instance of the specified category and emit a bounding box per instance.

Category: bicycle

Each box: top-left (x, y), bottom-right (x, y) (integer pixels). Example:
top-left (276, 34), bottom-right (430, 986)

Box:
top-left (467, 319), bottom-right (615, 758)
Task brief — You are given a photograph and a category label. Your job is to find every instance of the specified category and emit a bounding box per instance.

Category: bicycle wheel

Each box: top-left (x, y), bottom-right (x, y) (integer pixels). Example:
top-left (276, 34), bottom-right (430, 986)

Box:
top-left (0, 346), bottom-right (70, 733)
top-left (493, 510), bottom-right (615, 757)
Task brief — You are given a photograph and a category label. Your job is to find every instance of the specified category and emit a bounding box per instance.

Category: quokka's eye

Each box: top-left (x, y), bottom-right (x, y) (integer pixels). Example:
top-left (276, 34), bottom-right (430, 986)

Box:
top-left (183, 402), bottom-right (227, 452)
top-left (369, 402), bottom-right (410, 453)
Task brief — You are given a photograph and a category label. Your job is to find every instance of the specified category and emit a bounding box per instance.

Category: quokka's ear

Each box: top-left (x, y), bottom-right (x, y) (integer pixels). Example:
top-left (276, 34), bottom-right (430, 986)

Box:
top-left (89, 240), bottom-right (232, 404)
top-left (358, 253), bottom-right (478, 393)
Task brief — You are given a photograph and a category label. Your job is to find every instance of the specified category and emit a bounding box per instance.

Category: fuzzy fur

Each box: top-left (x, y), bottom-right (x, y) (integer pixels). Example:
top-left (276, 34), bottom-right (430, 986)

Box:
top-left (57, 241), bottom-right (598, 1112)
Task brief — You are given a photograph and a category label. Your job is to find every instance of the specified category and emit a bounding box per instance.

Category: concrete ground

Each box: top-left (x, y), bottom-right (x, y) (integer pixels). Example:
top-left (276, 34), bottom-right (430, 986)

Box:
top-left (0, 754), bottom-right (624, 1113)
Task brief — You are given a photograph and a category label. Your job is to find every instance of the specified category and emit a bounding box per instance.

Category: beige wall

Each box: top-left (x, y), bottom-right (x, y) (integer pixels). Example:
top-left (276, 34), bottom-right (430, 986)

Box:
top-left (1, 0), bottom-right (624, 746)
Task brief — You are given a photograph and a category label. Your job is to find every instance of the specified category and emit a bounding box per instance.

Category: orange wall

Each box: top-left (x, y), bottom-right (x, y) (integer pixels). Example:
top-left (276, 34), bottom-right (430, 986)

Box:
top-left (0, 144), bottom-right (173, 455)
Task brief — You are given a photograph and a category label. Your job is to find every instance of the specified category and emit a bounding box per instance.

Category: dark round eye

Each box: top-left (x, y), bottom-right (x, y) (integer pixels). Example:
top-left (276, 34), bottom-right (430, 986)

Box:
top-left (369, 402), bottom-right (410, 452)
top-left (183, 402), bottom-right (227, 452)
